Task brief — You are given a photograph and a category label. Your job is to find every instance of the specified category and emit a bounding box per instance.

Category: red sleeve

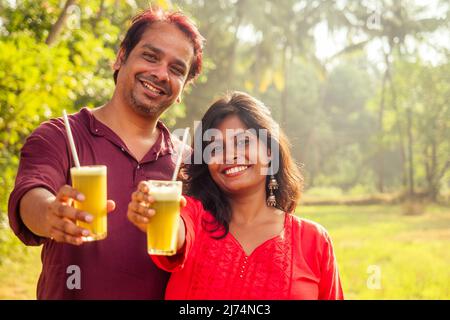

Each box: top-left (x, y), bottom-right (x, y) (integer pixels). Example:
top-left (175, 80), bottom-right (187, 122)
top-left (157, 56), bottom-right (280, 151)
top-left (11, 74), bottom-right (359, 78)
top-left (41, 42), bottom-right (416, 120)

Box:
top-left (150, 196), bottom-right (201, 272)
top-left (7, 120), bottom-right (70, 246)
top-left (318, 232), bottom-right (344, 300)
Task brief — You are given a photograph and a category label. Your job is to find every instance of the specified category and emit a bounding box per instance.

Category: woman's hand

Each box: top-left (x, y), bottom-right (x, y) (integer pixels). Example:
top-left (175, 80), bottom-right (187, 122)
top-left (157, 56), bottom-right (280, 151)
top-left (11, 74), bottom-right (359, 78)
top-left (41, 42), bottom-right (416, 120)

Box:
top-left (127, 181), bottom-right (156, 232)
top-left (127, 181), bottom-right (187, 233)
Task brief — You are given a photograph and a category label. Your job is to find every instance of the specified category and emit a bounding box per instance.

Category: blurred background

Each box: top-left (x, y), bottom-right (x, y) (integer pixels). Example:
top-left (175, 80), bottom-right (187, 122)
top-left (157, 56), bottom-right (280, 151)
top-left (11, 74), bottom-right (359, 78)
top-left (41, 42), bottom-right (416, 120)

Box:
top-left (0, 0), bottom-right (449, 299)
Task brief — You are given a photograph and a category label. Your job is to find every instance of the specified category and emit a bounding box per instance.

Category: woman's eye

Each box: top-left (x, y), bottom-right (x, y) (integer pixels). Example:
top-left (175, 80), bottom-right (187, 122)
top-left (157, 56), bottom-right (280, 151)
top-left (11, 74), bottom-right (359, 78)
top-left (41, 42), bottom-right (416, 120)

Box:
top-left (236, 138), bottom-right (249, 147)
top-left (211, 144), bottom-right (224, 156)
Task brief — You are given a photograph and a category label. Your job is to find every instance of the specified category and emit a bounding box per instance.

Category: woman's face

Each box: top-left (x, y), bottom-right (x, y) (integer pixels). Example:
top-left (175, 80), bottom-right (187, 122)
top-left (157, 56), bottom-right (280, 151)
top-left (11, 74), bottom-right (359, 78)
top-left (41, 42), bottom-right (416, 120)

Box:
top-left (207, 115), bottom-right (271, 196)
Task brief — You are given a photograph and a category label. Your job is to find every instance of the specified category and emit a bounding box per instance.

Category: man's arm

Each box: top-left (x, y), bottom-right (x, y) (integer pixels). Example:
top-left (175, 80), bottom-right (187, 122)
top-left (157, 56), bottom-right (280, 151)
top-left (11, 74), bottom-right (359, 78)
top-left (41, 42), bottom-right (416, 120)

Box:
top-left (20, 185), bottom-right (115, 245)
top-left (20, 188), bottom-right (55, 238)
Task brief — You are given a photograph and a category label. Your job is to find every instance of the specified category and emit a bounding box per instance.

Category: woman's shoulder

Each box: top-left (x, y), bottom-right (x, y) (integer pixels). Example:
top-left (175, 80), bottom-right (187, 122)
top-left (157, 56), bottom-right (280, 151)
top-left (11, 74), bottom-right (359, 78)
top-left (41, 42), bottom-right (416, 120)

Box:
top-left (184, 195), bottom-right (205, 210)
top-left (290, 214), bottom-right (332, 244)
top-left (182, 196), bottom-right (212, 220)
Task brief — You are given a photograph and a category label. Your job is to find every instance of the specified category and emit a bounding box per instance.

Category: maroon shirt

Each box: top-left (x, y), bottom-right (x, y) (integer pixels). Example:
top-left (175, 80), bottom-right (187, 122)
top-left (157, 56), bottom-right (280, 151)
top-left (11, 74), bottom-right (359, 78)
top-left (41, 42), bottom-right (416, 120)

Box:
top-left (8, 107), bottom-right (184, 299)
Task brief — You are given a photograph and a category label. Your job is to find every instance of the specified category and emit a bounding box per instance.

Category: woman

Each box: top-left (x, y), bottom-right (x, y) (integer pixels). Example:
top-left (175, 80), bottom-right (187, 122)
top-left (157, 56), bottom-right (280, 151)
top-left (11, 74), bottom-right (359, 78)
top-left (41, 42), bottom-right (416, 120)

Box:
top-left (127, 91), bottom-right (344, 299)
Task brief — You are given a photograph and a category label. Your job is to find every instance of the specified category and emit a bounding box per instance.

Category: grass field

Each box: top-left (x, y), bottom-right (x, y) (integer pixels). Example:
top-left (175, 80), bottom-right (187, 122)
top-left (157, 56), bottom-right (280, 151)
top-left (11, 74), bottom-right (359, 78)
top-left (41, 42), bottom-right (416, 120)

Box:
top-left (0, 204), bottom-right (449, 299)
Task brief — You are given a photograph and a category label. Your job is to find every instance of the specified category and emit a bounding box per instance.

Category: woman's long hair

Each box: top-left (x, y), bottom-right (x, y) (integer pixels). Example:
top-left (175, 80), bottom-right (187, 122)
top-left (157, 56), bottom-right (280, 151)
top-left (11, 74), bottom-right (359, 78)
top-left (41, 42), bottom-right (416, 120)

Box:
top-left (183, 91), bottom-right (303, 238)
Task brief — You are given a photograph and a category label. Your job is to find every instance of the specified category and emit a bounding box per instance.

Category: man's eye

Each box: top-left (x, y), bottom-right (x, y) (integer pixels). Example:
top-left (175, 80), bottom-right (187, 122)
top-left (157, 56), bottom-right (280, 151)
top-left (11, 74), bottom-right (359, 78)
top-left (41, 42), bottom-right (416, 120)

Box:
top-left (143, 53), bottom-right (157, 62)
top-left (171, 66), bottom-right (185, 76)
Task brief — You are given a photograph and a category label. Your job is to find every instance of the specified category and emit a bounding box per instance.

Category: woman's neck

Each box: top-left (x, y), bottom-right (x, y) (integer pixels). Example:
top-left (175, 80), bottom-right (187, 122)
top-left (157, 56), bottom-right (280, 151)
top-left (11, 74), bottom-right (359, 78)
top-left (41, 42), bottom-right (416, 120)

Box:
top-left (228, 184), bottom-right (281, 226)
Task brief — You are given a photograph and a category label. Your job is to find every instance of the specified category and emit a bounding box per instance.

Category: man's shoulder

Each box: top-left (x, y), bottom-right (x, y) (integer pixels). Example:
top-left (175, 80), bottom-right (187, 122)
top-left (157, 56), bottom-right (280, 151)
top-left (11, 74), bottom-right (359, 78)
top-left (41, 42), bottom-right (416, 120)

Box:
top-left (170, 131), bottom-right (193, 160)
top-left (26, 108), bottom-right (88, 145)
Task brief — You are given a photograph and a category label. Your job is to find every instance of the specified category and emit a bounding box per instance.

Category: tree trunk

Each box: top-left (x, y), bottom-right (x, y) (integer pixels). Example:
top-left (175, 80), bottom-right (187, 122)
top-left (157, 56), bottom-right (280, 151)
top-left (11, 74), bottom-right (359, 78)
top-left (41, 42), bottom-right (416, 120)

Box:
top-left (406, 107), bottom-right (415, 197)
top-left (92, 0), bottom-right (106, 35)
top-left (45, 0), bottom-right (77, 45)
top-left (224, 0), bottom-right (245, 85)
top-left (376, 68), bottom-right (388, 193)
top-left (280, 44), bottom-right (289, 126)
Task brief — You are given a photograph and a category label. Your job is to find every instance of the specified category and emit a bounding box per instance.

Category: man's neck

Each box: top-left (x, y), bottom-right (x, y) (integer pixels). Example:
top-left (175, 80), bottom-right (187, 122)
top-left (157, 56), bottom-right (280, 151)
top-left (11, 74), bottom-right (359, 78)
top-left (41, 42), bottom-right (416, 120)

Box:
top-left (94, 98), bottom-right (159, 140)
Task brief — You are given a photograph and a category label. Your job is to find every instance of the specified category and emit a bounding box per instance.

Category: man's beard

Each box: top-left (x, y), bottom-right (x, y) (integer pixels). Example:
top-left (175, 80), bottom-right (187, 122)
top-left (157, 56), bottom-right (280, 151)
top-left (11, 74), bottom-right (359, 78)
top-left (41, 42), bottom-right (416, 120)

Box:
top-left (130, 91), bottom-right (167, 118)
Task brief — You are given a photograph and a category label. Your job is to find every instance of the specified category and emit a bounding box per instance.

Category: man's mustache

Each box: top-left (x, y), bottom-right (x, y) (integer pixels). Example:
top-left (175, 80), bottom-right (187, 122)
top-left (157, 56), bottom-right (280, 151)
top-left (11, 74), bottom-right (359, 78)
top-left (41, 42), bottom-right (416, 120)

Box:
top-left (138, 75), bottom-right (171, 95)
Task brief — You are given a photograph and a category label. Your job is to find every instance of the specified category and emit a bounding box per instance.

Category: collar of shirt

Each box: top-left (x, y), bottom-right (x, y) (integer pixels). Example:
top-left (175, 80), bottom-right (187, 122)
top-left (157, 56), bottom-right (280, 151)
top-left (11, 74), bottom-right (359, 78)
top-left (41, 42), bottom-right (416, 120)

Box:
top-left (79, 107), bottom-right (175, 164)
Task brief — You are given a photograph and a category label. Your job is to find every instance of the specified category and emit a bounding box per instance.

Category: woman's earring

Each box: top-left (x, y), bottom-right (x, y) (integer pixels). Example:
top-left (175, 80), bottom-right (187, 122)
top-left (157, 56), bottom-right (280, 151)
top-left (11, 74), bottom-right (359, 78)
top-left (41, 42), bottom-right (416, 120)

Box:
top-left (267, 175), bottom-right (279, 207)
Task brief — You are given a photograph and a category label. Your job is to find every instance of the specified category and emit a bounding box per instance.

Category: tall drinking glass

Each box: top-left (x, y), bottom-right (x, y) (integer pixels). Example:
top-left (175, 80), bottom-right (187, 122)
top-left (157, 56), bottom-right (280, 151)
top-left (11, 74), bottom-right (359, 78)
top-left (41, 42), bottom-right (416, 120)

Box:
top-left (146, 180), bottom-right (182, 256)
top-left (70, 165), bottom-right (107, 241)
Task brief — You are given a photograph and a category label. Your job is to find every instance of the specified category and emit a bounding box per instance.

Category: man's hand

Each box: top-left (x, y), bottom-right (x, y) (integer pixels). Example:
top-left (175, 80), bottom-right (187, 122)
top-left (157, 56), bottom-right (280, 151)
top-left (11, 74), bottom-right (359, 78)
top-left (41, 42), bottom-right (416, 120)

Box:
top-left (45, 185), bottom-right (115, 245)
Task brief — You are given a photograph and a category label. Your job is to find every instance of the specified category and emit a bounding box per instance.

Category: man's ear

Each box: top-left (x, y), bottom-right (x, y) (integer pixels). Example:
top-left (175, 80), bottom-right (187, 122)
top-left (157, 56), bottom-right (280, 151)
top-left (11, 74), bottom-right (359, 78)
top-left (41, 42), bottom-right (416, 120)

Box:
top-left (113, 48), bottom-right (126, 71)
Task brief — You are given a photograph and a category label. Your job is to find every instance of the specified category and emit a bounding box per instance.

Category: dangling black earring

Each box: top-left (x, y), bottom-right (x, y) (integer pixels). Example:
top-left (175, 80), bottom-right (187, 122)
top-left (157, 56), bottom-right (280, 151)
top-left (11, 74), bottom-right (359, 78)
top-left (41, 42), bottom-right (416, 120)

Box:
top-left (267, 174), bottom-right (279, 207)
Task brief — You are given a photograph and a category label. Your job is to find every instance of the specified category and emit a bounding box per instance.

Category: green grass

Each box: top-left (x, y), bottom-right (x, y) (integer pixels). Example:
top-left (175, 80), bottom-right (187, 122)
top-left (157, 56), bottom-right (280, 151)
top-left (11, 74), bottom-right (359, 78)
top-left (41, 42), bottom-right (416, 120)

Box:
top-left (297, 204), bottom-right (450, 299)
top-left (0, 226), bottom-right (41, 299)
top-left (0, 204), bottom-right (449, 299)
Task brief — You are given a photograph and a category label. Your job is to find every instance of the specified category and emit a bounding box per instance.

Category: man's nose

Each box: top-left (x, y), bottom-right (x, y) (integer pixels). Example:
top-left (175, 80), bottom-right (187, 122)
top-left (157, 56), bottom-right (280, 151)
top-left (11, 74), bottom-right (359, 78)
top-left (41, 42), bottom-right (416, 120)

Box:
top-left (151, 64), bottom-right (169, 83)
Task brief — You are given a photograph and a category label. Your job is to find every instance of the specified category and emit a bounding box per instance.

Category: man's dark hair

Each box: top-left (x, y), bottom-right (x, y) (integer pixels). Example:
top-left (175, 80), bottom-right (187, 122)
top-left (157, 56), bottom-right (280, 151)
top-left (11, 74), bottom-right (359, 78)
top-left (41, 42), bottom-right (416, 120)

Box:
top-left (114, 7), bottom-right (205, 85)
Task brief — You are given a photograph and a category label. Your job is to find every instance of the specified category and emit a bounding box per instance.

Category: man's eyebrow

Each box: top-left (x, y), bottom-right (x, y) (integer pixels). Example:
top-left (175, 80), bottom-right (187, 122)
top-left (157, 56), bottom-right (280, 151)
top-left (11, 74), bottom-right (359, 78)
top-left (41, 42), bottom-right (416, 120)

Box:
top-left (142, 44), bottom-right (162, 54)
top-left (142, 44), bottom-right (188, 70)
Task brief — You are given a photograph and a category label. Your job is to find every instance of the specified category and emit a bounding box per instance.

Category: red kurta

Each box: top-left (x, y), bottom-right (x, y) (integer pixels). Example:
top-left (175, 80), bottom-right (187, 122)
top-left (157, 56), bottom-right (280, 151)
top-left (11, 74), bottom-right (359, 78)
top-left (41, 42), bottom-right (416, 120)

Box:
top-left (151, 197), bottom-right (344, 300)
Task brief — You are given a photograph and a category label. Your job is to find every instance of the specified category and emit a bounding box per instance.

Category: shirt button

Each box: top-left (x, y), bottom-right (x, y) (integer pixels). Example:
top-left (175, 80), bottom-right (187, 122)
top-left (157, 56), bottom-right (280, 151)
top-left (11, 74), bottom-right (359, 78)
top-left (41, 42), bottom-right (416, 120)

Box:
top-left (95, 129), bottom-right (98, 133)
top-left (121, 147), bottom-right (125, 152)
top-left (137, 165), bottom-right (141, 169)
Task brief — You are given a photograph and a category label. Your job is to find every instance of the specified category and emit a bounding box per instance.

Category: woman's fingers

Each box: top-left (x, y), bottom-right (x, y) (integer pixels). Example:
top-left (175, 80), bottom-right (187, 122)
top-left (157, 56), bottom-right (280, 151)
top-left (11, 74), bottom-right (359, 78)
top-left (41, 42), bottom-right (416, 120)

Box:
top-left (131, 191), bottom-right (155, 204)
top-left (180, 196), bottom-right (187, 208)
top-left (107, 200), bottom-right (116, 213)
top-left (128, 201), bottom-right (155, 218)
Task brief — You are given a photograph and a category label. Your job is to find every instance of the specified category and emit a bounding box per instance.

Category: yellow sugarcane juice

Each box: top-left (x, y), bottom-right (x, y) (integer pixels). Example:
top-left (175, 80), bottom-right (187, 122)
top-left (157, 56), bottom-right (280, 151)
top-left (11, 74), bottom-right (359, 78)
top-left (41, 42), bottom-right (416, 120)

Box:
top-left (70, 165), bottom-right (107, 241)
top-left (146, 180), bottom-right (182, 255)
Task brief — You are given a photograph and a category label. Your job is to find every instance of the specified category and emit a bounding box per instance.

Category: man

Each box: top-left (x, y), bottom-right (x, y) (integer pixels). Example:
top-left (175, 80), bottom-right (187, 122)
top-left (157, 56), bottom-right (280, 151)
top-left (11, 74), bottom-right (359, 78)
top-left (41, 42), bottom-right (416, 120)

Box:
top-left (8, 7), bottom-right (204, 299)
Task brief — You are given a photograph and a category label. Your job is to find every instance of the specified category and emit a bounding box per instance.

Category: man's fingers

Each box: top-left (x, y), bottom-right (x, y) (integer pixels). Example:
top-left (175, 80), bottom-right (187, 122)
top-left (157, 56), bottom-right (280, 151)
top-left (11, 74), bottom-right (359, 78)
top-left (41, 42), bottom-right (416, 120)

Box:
top-left (49, 227), bottom-right (83, 246)
top-left (56, 185), bottom-right (84, 202)
top-left (52, 202), bottom-right (93, 223)
top-left (51, 217), bottom-right (90, 238)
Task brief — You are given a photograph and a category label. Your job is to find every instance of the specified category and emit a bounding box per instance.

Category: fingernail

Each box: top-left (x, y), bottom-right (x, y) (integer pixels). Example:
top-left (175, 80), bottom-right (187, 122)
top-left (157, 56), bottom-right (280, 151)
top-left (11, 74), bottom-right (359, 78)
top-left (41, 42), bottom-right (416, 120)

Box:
top-left (85, 215), bottom-right (93, 222)
top-left (147, 209), bottom-right (153, 215)
top-left (77, 194), bottom-right (85, 201)
top-left (82, 229), bottom-right (90, 236)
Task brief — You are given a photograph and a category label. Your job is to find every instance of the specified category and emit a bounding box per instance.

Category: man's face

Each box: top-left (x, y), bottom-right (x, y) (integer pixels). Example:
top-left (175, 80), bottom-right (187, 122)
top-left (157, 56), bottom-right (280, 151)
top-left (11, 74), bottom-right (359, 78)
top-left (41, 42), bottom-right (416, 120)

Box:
top-left (114, 22), bottom-right (194, 117)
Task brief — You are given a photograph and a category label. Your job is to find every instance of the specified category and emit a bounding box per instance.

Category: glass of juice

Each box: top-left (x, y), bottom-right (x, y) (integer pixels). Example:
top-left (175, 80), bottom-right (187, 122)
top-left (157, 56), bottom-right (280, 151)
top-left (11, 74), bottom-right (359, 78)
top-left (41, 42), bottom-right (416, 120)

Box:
top-left (146, 180), bottom-right (182, 256)
top-left (70, 165), bottom-right (107, 241)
